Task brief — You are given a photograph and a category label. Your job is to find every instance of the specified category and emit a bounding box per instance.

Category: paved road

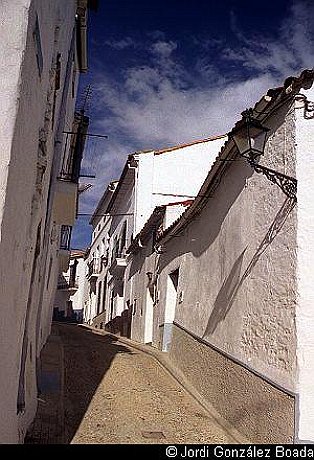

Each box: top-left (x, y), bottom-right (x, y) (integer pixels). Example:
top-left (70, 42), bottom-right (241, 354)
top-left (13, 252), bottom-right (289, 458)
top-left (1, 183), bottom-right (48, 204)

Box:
top-left (27, 323), bottom-right (236, 444)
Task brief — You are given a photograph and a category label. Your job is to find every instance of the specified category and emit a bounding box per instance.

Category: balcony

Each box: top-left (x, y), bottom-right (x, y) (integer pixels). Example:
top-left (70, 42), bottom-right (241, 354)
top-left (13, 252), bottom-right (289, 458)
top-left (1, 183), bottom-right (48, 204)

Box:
top-left (57, 274), bottom-right (78, 290)
top-left (109, 251), bottom-right (127, 277)
top-left (100, 251), bottom-right (109, 270)
top-left (53, 113), bottom-right (89, 226)
top-left (59, 112), bottom-right (89, 184)
top-left (87, 257), bottom-right (101, 280)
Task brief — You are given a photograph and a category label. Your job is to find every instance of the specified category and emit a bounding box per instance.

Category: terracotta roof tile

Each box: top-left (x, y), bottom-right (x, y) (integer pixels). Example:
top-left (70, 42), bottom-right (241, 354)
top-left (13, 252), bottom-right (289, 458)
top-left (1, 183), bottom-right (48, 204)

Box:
top-left (153, 134), bottom-right (227, 155)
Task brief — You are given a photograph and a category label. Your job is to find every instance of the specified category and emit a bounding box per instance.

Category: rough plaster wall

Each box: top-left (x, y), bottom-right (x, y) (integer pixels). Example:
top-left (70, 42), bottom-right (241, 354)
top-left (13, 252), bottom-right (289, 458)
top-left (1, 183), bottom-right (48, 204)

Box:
top-left (295, 84), bottom-right (314, 441)
top-left (158, 100), bottom-right (297, 393)
top-left (126, 244), bottom-right (151, 343)
top-left (170, 325), bottom-right (295, 443)
top-left (0, 0), bottom-right (77, 442)
top-left (0, 0), bottom-right (31, 239)
top-left (125, 239), bottom-right (160, 344)
top-left (0, 1), bottom-right (32, 442)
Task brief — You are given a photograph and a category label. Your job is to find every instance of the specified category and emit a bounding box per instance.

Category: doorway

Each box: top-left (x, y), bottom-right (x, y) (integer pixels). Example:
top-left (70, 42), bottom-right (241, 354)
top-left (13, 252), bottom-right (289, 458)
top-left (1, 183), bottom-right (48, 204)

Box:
top-left (162, 268), bottom-right (179, 351)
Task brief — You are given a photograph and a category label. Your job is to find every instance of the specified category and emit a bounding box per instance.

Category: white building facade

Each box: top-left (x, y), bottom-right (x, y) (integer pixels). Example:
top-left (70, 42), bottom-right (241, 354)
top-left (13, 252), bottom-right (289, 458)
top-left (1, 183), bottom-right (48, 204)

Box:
top-left (84, 136), bottom-right (227, 333)
top-left (54, 250), bottom-right (86, 322)
top-left (127, 70), bottom-right (314, 443)
top-left (0, 0), bottom-right (94, 443)
top-left (84, 182), bottom-right (117, 326)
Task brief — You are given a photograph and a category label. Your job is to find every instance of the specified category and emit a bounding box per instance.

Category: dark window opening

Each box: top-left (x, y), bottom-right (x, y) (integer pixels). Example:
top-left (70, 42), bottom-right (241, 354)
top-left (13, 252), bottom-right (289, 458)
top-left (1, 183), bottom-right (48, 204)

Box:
top-left (169, 268), bottom-right (179, 291)
top-left (60, 225), bottom-right (72, 250)
top-left (46, 257), bottom-right (53, 289)
top-left (97, 281), bottom-right (102, 316)
top-left (69, 259), bottom-right (78, 287)
top-left (33, 14), bottom-right (43, 76)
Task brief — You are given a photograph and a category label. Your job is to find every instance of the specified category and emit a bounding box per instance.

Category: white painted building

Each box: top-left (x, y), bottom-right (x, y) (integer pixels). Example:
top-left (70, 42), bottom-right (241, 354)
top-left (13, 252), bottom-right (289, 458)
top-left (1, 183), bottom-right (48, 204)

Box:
top-left (54, 250), bottom-right (86, 322)
top-left (84, 181), bottom-right (118, 326)
top-left (127, 69), bottom-right (314, 443)
top-left (84, 136), bottom-right (227, 332)
top-left (0, 0), bottom-right (95, 443)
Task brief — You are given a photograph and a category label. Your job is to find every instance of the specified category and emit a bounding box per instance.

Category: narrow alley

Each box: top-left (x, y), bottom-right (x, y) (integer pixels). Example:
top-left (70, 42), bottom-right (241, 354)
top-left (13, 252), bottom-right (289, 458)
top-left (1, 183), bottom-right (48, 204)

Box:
top-left (26, 323), bottom-right (239, 444)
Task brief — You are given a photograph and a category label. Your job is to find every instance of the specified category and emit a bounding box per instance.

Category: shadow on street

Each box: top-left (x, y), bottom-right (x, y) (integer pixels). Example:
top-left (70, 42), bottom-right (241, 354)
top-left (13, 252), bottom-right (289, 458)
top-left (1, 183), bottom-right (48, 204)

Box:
top-left (26, 322), bottom-right (134, 444)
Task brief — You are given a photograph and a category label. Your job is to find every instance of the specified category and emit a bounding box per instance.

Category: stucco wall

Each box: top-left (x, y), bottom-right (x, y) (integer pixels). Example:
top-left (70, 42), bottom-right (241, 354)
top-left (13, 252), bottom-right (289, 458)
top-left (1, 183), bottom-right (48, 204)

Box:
top-left (156, 100), bottom-right (297, 394)
top-left (85, 174), bottom-right (135, 326)
top-left (126, 241), bottom-right (156, 343)
top-left (0, 0), bottom-right (79, 442)
top-left (135, 137), bottom-right (226, 234)
top-left (295, 84), bottom-right (314, 441)
top-left (170, 324), bottom-right (295, 443)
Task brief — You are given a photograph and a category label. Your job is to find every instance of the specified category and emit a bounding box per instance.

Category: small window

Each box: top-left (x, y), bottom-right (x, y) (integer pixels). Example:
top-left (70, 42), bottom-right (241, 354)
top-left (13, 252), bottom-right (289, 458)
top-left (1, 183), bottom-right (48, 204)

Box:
top-left (120, 221), bottom-right (127, 255)
top-left (169, 268), bottom-right (179, 291)
top-left (55, 53), bottom-right (61, 90)
top-left (33, 14), bottom-right (43, 76)
top-left (46, 257), bottom-right (53, 289)
top-left (72, 66), bottom-right (76, 98)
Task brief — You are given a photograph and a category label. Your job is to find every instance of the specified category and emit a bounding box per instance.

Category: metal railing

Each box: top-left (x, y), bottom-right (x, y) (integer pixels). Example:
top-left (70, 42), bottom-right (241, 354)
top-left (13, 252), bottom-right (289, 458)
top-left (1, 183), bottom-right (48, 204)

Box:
top-left (59, 112), bottom-right (89, 183)
top-left (57, 273), bottom-right (78, 290)
top-left (87, 257), bottom-right (101, 278)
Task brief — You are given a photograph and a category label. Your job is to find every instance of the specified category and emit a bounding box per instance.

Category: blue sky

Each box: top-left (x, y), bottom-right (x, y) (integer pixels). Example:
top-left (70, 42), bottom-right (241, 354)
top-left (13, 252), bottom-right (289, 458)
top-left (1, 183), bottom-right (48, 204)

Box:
top-left (71, 0), bottom-right (314, 249)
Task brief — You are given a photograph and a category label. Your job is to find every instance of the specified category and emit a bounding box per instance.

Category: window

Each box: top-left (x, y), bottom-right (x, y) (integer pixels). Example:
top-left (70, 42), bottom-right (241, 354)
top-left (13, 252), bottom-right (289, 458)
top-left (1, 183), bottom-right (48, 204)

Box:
top-left (60, 225), bottom-right (72, 250)
top-left (33, 14), bottom-right (43, 76)
top-left (169, 268), bottom-right (179, 291)
top-left (109, 291), bottom-right (115, 320)
top-left (69, 259), bottom-right (78, 287)
top-left (71, 65), bottom-right (76, 98)
top-left (97, 281), bottom-right (102, 316)
top-left (102, 275), bottom-right (107, 313)
top-left (55, 53), bottom-right (61, 90)
top-left (119, 221), bottom-right (127, 255)
top-left (112, 236), bottom-right (119, 260)
top-left (51, 53), bottom-right (61, 127)
top-left (46, 257), bottom-right (53, 289)
top-left (133, 299), bottom-right (137, 316)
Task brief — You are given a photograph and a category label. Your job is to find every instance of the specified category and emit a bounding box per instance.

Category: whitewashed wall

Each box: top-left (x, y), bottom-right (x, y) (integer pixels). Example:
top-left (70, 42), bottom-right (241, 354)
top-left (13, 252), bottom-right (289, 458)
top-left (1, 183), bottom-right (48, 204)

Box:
top-left (72, 257), bottom-right (86, 317)
top-left (0, 0), bottom-right (80, 443)
top-left (156, 99), bottom-right (298, 392)
top-left (295, 84), bottom-right (314, 442)
top-left (135, 137), bottom-right (226, 234)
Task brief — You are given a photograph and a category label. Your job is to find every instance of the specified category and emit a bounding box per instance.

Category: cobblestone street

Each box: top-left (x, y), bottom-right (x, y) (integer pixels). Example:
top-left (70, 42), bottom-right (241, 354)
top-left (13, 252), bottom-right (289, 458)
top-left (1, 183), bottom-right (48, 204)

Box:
top-left (26, 323), bottom-right (240, 444)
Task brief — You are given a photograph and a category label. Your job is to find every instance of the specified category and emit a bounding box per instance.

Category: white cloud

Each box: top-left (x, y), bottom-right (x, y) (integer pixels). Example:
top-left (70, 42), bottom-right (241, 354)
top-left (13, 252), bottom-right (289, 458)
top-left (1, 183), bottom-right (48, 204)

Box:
top-left (104, 37), bottom-right (137, 50)
top-left (73, 0), bottom-right (314, 248)
top-left (150, 40), bottom-right (177, 59)
top-left (225, 2), bottom-right (314, 77)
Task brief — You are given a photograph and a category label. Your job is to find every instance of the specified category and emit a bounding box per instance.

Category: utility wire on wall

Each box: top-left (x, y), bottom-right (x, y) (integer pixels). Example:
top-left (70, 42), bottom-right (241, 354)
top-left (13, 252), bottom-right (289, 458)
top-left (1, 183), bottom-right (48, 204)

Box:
top-left (77, 213), bottom-right (134, 216)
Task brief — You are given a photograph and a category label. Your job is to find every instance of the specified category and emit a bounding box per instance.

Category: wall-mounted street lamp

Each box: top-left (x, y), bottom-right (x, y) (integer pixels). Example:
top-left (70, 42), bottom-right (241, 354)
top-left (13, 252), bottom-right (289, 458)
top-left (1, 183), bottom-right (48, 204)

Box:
top-left (229, 108), bottom-right (297, 200)
top-left (230, 109), bottom-right (270, 162)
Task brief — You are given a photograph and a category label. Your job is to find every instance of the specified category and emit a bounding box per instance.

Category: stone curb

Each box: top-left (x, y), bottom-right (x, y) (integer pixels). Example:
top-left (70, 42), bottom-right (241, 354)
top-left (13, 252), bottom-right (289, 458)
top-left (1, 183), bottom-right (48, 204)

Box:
top-left (79, 324), bottom-right (250, 444)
